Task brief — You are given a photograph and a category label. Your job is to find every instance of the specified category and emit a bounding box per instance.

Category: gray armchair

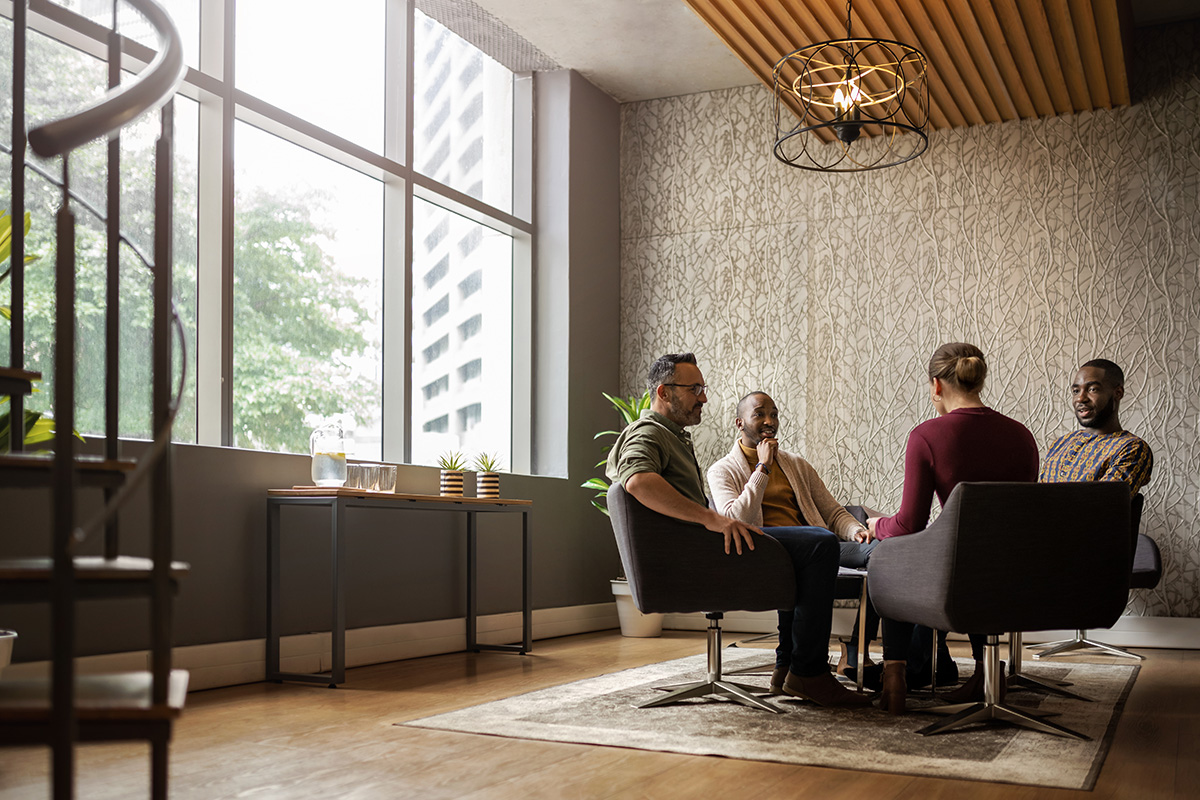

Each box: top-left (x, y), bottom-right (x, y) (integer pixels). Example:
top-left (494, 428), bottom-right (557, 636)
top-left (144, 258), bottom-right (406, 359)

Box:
top-left (608, 484), bottom-right (795, 712)
top-left (868, 481), bottom-right (1130, 738)
top-left (1033, 493), bottom-right (1162, 661)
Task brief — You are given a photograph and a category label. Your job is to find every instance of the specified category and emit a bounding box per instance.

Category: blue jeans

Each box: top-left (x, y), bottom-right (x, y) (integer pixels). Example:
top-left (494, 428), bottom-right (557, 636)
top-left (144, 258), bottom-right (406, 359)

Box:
top-left (838, 540), bottom-right (879, 660)
top-left (764, 526), bottom-right (841, 677)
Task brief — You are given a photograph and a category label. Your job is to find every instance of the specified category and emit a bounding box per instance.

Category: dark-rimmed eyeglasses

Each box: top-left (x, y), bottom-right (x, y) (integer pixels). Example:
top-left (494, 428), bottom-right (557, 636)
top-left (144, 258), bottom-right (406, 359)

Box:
top-left (662, 383), bottom-right (708, 397)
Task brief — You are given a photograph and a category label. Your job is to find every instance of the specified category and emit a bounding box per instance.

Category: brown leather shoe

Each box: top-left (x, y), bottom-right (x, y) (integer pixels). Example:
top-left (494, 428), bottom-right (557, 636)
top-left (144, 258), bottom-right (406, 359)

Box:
top-left (878, 660), bottom-right (906, 715)
top-left (782, 670), bottom-right (874, 707)
top-left (769, 666), bottom-right (788, 695)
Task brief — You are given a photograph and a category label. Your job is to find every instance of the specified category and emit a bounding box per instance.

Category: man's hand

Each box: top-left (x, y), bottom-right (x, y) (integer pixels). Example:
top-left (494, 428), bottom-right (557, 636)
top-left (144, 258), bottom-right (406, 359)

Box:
top-left (756, 437), bottom-right (778, 467)
top-left (851, 526), bottom-right (873, 543)
top-left (705, 513), bottom-right (764, 555)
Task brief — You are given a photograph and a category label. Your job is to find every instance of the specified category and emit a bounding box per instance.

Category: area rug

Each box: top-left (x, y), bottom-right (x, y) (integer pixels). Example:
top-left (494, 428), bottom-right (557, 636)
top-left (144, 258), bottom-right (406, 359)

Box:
top-left (401, 648), bottom-right (1139, 790)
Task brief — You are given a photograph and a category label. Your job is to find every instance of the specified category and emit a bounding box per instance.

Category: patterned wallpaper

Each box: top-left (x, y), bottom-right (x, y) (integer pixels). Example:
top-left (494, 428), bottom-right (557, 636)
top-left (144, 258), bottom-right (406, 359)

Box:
top-left (618, 22), bottom-right (1200, 618)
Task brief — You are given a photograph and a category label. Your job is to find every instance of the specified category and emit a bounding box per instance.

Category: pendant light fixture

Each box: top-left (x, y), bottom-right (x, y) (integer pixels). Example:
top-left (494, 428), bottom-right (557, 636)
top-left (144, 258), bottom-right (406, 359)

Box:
top-left (772, 0), bottom-right (929, 172)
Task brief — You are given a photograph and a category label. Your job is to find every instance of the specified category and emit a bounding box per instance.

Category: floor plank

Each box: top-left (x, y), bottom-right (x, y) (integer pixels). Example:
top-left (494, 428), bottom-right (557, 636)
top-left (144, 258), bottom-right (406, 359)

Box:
top-left (0, 631), bottom-right (1196, 799)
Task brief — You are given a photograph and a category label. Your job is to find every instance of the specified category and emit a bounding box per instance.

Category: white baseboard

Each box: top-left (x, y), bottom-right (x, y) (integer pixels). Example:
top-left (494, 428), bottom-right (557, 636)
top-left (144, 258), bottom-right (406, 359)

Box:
top-left (1, 602), bottom-right (621, 691)
top-left (664, 610), bottom-right (1200, 651)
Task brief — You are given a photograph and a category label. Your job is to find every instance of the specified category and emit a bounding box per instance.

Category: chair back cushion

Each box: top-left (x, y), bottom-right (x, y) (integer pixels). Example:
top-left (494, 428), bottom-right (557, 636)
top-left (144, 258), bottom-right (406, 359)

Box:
top-left (608, 484), bottom-right (795, 615)
top-left (868, 482), bottom-right (1131, 634)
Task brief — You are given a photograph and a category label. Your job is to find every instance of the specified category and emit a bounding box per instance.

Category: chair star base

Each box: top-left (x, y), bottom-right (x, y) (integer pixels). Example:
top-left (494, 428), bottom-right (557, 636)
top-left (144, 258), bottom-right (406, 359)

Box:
top-left (1033, 630), bottom-right (1144, 661)
top-left (642, 679), bottom-right (782, 713)
top-left (918, 700), bottom-right (1088, 739)
top-left (639, 612), bottom-right (784, 714)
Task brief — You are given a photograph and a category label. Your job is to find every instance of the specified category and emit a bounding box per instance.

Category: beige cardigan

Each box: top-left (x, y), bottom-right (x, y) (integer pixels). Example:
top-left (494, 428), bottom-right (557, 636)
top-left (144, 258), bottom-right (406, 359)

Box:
top-left (707, 441), bottom-right (864, 541)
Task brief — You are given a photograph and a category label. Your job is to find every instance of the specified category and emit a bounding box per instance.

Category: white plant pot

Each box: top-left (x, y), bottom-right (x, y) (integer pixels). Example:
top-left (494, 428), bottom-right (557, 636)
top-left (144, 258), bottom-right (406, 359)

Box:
top-left (0, 630), bottom-right (16, 676)
top-left (611, 580), bottom-right (663, 638)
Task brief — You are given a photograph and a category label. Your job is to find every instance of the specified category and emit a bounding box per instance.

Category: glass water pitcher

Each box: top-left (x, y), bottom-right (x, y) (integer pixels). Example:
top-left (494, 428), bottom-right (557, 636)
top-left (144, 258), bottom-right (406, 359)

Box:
top-left (310, 421), bottom-right (348, 487)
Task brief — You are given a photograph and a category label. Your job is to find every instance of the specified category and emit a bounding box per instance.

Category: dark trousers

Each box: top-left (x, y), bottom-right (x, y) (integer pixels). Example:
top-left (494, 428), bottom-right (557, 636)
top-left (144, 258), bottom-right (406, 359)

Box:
top-left (882, 619), bottom-right (986, 662)
top-left (838, 540), bottom-right (879, 658)
top-left (763, 526), bottom-right (841, 677)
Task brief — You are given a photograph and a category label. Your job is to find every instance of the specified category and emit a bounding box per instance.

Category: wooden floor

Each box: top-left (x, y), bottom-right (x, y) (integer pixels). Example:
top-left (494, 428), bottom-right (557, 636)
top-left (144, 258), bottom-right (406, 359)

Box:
top-left (0, 631), bottom-right (1196, 799)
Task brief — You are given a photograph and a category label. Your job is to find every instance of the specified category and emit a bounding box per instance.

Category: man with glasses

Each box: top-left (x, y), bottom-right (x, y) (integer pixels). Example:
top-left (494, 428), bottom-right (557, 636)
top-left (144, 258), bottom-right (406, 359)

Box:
top-left (606, 353), bottom-right (870, 707)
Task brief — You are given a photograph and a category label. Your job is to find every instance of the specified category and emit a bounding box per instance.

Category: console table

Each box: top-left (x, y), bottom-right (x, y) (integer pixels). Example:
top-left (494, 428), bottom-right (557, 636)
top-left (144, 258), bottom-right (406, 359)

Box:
top-left (266, 488), bottom-right (533, 686)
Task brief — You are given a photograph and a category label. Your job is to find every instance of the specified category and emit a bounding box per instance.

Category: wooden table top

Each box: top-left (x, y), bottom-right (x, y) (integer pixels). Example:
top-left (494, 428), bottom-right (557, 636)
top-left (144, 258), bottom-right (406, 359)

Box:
top-left (268, 487), bottom-right (532, 506)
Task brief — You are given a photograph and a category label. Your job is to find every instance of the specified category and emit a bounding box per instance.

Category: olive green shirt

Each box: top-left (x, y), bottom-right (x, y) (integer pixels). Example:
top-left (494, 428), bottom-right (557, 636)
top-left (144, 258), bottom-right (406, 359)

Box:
top-left (605, 409), bottom-right (708, 508)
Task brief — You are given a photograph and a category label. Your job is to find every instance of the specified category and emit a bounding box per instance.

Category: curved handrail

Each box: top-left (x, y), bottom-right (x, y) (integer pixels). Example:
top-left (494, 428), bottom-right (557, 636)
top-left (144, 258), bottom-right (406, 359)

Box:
top-left (27, 0), bottom-right (185, 158)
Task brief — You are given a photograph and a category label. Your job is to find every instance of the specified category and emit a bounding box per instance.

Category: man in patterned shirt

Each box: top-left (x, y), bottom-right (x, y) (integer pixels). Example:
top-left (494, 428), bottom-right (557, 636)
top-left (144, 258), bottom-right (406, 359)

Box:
top-left (1040, 359), bottom-right (1153, 495)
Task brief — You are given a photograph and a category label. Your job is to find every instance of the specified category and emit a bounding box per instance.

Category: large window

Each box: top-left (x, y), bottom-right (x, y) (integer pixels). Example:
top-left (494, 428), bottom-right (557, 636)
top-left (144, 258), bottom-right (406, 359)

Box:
top-left (413, 8), bottom-right (513, 212)
top-left (1, 23), bottom-right (199, 443)
top-left (235, 0), bottom-right (385, 152)
top-left (5, 1), bottom-right (531, 469)
top-left (231, 123), bottom-right (383, 458)
top-left (411, 199), bottom-right (512, 467)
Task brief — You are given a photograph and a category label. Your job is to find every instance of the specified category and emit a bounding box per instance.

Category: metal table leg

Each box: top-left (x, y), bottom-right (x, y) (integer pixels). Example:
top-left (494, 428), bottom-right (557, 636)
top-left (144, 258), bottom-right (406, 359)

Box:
top-left (266, 500), bottom-right (281, 681)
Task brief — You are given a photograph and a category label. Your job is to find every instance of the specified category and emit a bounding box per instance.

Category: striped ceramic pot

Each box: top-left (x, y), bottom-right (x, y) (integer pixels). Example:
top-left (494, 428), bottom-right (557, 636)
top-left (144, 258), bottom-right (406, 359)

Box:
top-left (439, 469), bottom-right (464, 496)
top-left (477, 471), bottom-right (500, 499)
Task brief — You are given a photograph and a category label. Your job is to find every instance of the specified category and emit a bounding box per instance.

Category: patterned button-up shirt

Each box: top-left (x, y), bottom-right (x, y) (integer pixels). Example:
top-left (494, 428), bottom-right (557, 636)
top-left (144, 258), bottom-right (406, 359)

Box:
top-left (1039, 429), bottom-right (1153, 496)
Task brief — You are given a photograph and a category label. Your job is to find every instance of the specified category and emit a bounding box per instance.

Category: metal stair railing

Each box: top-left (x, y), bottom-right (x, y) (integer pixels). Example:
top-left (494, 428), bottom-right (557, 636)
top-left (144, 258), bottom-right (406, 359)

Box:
top-left (6, 1), bottom-right (187, 797)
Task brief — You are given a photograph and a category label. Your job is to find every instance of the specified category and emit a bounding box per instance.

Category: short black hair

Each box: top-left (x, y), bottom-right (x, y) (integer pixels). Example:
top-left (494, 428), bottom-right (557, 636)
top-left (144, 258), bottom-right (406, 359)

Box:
top-left (737, 391), bottom-right (769, 418)
top-left (1082, 358), bottom-right (1125, 387)
top-left (647, 352), bottom-right (697, 393)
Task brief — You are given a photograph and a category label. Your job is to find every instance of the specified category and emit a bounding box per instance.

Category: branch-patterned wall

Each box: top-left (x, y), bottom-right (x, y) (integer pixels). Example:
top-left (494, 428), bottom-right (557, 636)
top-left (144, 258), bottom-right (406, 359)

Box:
top-left (618, 22), bottom-right (1199, 618)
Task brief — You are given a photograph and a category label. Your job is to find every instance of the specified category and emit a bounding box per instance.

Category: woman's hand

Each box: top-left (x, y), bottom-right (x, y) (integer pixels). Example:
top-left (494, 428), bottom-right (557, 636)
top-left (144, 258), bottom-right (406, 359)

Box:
top-left (866, 517), bottom-right (881, 539)
top-left (851, 526), bottom-right (873, 543)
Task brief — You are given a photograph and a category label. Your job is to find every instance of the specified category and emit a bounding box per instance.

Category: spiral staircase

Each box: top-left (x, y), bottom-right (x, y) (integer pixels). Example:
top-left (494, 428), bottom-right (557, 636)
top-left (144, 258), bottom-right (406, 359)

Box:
top-left (1, 1), bottom-right (189, 797)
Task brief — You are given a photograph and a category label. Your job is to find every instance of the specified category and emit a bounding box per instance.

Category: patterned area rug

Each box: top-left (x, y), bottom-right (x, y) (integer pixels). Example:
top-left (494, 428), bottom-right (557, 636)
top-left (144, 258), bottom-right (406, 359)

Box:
top-left (402, 649), bottom-right (1138, 790)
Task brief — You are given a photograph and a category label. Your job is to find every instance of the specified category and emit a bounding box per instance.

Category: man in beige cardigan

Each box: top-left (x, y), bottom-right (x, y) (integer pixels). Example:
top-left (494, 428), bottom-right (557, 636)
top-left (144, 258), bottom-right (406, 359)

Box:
top-left (707, 391), bottom-right (878, 677)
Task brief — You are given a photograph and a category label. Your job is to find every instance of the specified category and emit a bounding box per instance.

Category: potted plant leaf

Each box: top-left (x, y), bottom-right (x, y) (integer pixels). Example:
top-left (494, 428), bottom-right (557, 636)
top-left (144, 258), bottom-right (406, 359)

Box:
top-left (473, 452), bottom-right (502, 498)
top-left (581, 390), bottom-right (662, 637)
top-left (438, 450), bottom-right (467, 496)
top-left (0, 209), bottom-right (56, 449)
top-left (579, 390), bottom-right (652, 515)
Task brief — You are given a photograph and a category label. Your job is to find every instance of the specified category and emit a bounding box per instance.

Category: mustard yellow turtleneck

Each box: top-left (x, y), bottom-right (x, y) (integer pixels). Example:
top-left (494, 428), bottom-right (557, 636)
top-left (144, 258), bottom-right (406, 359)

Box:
top-left (738, 441), bottom-right (806, 528)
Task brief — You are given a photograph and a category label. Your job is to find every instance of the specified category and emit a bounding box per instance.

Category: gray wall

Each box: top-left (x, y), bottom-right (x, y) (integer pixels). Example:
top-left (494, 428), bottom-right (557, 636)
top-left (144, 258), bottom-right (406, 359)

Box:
top-left (0, 70), bottom-right (625, 663)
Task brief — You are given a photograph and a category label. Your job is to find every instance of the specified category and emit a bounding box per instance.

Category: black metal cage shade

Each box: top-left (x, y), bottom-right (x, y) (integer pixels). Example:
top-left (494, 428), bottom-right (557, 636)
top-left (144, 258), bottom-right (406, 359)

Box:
top-left (773, 37), bottom-right (930, 172)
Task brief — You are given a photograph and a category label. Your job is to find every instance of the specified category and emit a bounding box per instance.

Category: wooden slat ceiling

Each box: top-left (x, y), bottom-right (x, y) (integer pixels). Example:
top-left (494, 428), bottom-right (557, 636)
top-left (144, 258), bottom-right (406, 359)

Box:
top-left (684, 0), bottom-right (1134, 143)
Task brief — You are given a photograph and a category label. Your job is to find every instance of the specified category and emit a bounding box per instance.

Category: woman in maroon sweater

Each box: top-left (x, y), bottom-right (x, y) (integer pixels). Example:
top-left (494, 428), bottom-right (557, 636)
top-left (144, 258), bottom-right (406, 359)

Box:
top-left (866, 343), bottom-right (1039, 713)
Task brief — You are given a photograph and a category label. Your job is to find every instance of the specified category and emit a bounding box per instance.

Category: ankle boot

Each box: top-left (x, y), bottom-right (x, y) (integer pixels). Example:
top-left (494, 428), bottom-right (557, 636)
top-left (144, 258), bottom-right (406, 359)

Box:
top-left (878, 660), bottom-right (907, 715)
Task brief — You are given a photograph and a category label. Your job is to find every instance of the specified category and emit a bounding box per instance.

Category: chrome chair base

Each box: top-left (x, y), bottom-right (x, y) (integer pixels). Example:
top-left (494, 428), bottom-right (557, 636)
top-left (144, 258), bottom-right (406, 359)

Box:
top-left (643, 679), bottom-right (782, 713)
top-left (1008, 631), bottom-right (1091, 700)
top-left (1032, 629), bottom-right (1144, 661)
top-left (918, 701), bottom-right (1086, 738)
top-left (918, 635), bottom-right (1088, 739)
top-left (644, 613), bottom-right (784, 713)
top-left (723, 632), bottom-right (775, 676)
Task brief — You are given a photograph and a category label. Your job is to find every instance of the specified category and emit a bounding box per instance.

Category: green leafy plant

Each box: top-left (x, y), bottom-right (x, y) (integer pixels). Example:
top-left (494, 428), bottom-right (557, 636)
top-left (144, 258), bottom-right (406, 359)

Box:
top-left (473, 452), bottom-right (503, 472)
top-left (580, 390), bottom-right (652, 516)
top-left (437, 450), bottom-right (468, 471)
top-left (0, 209), bottom-right (67, 450)
top-left (1, 210), bottom-right (39, 321)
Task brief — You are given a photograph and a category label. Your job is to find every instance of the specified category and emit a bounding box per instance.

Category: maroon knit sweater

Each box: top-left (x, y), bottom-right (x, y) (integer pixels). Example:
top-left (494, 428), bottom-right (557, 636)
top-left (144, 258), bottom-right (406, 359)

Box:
top-left (874, 407), bottom-right (1039, 540)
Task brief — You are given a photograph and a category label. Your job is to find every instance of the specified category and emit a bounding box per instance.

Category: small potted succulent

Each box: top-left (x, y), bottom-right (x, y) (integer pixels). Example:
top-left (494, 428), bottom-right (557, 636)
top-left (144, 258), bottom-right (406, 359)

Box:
top-left (438, 451), bottom-right (467, 496)
top-left (473, 452), bottom-right (502, 498)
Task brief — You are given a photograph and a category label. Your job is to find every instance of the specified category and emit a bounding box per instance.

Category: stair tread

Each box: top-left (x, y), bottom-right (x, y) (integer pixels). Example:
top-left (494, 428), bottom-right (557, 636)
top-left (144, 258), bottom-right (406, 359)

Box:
top-left (0, 367), bottom-right (42, 380)
top-left (0, 366), bottom-right (42, 393)
top-left (0, 670), bottom-right (188, 721)
top-left (0, 453), bottom-right (136, 472)
top-left (0, 556), bottom-right (191, 581)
